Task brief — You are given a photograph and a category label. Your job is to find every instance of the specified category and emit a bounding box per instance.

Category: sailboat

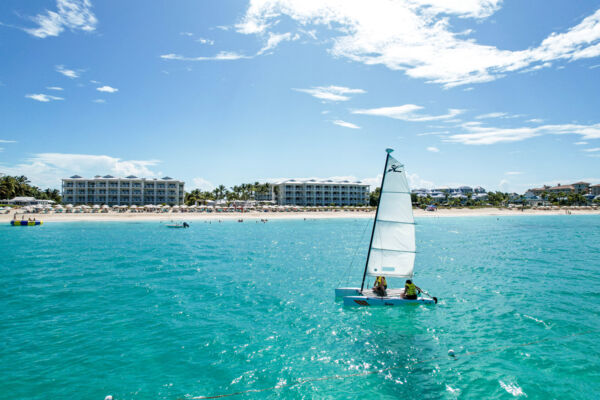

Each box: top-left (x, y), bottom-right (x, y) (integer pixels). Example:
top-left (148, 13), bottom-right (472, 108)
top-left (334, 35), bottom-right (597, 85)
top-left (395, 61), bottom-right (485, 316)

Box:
top-left (335, 148), bottom-right (437, 306)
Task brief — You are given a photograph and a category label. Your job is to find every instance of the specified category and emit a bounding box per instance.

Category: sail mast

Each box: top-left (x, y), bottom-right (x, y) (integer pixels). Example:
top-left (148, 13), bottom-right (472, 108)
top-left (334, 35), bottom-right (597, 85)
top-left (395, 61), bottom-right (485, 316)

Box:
top-left (360, 148), bottom-right (394, 292)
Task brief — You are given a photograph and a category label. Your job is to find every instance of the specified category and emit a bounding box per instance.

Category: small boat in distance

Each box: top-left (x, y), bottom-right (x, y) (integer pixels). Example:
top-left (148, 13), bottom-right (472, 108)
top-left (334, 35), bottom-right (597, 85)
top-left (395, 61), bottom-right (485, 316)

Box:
top-left (335, 148), bottom-right (437, 306)
top-left (166, 221), bottom-right (189, 228)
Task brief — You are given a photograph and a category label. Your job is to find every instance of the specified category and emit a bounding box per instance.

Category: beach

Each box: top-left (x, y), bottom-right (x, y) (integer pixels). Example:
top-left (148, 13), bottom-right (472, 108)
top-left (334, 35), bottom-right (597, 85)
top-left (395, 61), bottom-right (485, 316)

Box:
top-left (2, 207), bottom-right (599, 223)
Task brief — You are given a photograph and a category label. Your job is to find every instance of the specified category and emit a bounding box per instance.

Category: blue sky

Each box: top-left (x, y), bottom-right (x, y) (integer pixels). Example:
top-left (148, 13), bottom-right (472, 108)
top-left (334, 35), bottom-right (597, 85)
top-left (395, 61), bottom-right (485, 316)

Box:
top-left (1, 0), bottom-right (599, 193)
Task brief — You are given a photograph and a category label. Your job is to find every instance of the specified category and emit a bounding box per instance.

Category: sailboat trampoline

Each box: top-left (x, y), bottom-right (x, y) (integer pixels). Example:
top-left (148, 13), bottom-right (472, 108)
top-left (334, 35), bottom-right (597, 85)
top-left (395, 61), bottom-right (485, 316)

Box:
top-left (336, 148), bottom-right (437, 306)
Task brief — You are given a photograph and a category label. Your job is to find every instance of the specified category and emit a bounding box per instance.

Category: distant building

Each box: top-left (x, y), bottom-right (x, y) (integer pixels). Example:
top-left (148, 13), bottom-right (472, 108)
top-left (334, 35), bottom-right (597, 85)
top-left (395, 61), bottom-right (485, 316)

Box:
top-left (528, 181), bottom-right (591, 195)
top-left (261, 179), bottom-right (370, 206)
top-left (61, 175), bottom-right (185, 206)
top-left (572, 181), bottom-right (591, 194)
top-left (412, 186), bottom-right (487, 199)
top-left (0, 197), bottom-right (55, 206)
top-left (591, 184), bottom-right (600, 196)
top-left (547, 184), bottom-right (575, 194)
top-left (529, 185), bottom-right (550, 196)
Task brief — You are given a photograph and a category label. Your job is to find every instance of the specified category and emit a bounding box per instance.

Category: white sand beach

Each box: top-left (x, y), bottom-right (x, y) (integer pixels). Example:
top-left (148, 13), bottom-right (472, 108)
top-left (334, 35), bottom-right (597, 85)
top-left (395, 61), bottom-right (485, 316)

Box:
top-left (1, 207), bottom-right (599, 223)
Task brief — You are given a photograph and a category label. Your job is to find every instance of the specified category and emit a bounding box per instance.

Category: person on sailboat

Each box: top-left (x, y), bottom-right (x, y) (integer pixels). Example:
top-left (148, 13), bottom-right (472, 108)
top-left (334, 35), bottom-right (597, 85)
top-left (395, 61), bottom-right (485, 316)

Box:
top-left (403, 279), bottom-right (422, 300)
top-left (373, 276), bottom-right (387, 296)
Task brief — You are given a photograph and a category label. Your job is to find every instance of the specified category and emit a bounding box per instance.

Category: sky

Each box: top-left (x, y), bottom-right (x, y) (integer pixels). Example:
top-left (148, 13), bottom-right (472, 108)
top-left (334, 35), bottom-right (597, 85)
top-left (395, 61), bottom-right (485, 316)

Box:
top-left (1, 0), bottom-right (600, 193)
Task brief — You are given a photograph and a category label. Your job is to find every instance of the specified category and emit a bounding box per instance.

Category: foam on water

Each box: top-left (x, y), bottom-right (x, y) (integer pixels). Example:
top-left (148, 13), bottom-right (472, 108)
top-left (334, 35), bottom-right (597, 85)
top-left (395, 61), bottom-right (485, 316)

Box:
top-left (1, 216), bottom-right (599, 399)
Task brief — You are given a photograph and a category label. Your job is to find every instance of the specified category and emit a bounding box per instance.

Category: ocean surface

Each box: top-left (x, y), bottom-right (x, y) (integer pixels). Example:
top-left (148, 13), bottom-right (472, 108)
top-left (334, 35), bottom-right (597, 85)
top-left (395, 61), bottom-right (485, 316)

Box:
top-left (1, 216), bottom-right (599, 399)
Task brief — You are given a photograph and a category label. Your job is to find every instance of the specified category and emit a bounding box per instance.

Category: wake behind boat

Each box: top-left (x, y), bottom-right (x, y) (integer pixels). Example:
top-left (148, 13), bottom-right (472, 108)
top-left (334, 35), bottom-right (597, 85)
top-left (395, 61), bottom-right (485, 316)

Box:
top-left (335, 148), bottom-right (437, 306)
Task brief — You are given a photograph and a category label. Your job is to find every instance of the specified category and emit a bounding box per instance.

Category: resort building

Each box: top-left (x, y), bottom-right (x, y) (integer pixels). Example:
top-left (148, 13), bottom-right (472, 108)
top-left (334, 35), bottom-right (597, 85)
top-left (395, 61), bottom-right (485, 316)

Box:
top-left (259, 179), bottom-right (370, 206)
top-left (412, 186), bottom-right (488, 202)
top-left (61, 175), bottom-right (185, 206)
top-left (591, 184), bottom-right (600, 196)
top-left (528, 181), bottom-right (591, 195)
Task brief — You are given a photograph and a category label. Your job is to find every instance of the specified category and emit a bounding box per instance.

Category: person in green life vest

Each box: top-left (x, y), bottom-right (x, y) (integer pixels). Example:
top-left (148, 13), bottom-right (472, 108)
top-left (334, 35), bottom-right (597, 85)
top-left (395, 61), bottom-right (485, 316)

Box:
top-left (373, 276), bottom-right (387, 296)
top-left (403, 279), bottom-right (422, 300)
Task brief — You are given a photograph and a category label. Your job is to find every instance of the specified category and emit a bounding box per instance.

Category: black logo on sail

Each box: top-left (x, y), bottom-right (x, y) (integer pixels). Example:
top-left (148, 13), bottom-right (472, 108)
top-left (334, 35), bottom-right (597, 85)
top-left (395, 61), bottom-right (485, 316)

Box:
top-left (387, 164), bottom-right (402, 173)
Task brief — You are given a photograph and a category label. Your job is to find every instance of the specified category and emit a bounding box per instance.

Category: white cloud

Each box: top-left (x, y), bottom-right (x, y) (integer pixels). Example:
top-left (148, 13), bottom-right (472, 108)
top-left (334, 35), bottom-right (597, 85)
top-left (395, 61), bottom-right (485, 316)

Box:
top-left (332, 120), bottom-right (360, 129)
top-left (527, 118), bottom-right (543, 123)
top-left (25, 93), bottom-right (64, 102)
top-left (92, 99), bottom-right (105, 103)
top-left (96, 85), bottom-right (118, 93)
top-left (353, 104), bottom-right (462, 122)
top-left (25, 0), bottom-right (97, 38)
top-left (417, 131), bottom-right (449, 136)
top-left (505, 171), bottom-right (522, 175)
top-left (191, 177), bottom-right (215, 191)
top-left (426, 146), bottom-right (440, 152)
top-left (499, 179), bottom-right (510, 191)
top-left (406, 172), bottom-right (434, 189)
top-left (46, 86), bottom-right (64, 91)
top-left (234, 1), bottom-right (600, 87)
top-left (0, 153), bottom-right (160, 189)
top-left (56, 65), bottom-right (79, 78)
top-left (160, 51), bottom-right (250, 61)
top-left (0, 139), bottom-right (16, 144)
top-left (575, 141), bottom-right (588, 145)
top-left (257, 32), bottom-right (296, 55)
top-left (294, 85), bottom-right (366, 101)
top-left (446, 122), bottom-right (600, 145)
top-left (583, 147), bottom-right (600, 152)
top-left (196, 37), bottom-right (215, 45)
top-left (475, 112), bottom-right (507, 119)
top-left (180, 32), bottom-right (194, 37)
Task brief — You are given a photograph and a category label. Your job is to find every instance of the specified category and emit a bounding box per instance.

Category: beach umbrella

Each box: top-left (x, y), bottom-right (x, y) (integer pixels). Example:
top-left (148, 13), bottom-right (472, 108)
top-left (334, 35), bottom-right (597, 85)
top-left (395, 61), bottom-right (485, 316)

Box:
top-left (66, 204), bottom-right (73, 208)
top-left (102, 205), bottom-right (109, 209)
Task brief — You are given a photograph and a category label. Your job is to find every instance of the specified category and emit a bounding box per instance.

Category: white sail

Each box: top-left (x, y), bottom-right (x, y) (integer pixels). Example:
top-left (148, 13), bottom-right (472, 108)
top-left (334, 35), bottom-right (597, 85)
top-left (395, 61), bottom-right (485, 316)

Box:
top-left (366, 153), bottom-right (416, 278)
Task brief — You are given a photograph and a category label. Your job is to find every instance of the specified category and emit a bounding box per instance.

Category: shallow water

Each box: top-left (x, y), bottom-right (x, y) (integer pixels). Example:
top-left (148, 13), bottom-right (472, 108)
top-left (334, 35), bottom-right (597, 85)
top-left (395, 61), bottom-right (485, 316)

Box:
top-left (1, 216), bottom-right (599, 399)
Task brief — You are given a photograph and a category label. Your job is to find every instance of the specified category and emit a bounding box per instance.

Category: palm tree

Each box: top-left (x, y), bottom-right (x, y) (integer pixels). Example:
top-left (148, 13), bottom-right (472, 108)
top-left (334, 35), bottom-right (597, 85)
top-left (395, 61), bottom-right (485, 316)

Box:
top-left (212, 185), bottom-right (228, 200)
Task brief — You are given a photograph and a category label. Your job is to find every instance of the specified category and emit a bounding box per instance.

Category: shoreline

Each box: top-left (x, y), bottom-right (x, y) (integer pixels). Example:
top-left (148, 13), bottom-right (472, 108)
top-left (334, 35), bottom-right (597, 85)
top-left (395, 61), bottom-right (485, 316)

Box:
top-left (2, 208), bottom-right (599, 223)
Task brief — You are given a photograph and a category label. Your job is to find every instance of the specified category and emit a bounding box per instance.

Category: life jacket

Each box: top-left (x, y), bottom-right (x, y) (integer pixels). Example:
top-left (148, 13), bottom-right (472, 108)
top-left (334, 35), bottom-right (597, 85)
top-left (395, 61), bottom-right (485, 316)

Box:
top-left (375, 276), bottom-right (387, 288)
top-left (405, 282), bottom-right (417, 296)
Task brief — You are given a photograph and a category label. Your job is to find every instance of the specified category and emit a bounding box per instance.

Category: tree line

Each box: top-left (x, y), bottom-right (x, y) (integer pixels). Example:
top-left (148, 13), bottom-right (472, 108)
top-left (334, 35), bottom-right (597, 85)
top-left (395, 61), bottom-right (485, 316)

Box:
top-left (185, 182), bottom-right (271, 205)
top-left (0, 175), bottom-right (62, 203)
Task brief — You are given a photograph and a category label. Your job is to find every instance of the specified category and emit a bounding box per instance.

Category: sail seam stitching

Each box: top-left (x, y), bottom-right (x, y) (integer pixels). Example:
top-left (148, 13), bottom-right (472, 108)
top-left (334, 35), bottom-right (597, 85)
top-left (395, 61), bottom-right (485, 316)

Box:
top-left (375, 219), bottom-right (415, 225)
top-left (371, 247), bottom-right (416, 254)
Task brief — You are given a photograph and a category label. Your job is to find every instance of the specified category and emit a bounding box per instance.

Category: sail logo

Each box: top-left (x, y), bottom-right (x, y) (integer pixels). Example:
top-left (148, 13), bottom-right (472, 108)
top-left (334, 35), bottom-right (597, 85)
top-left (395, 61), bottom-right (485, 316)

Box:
top-left (387, 164), bottom-right (403, 173)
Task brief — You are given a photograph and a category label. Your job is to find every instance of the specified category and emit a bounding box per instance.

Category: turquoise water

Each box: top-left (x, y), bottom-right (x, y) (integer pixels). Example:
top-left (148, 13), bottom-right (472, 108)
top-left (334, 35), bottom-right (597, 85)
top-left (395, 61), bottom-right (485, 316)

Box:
top-left (1, 216), bottom-right (599, 399)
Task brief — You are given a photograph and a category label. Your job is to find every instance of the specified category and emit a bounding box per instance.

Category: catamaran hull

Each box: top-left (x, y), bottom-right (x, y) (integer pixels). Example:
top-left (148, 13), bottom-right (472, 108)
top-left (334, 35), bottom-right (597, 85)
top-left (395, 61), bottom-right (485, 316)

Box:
top-left (343, 296), bottom-right (435, 306)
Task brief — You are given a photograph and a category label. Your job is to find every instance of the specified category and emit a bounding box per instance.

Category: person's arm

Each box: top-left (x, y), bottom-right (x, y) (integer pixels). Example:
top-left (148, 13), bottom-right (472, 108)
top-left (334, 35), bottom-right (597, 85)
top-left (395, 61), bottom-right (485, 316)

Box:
top-left (415, 285), bottom-right (422, 293)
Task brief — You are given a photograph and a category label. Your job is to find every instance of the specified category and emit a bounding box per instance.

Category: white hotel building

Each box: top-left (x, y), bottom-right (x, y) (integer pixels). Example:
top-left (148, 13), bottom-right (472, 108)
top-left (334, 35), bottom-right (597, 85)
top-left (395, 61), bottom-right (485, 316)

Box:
top-left (258, 179), bottom-right (370, 206)
top-left (61, 175), bottom-right (185, 206)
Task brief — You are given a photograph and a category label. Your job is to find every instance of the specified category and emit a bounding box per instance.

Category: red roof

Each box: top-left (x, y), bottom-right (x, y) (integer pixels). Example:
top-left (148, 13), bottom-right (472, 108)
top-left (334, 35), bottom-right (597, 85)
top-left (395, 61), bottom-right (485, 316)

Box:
top-left (550, 185), bottom-right (575, 190)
